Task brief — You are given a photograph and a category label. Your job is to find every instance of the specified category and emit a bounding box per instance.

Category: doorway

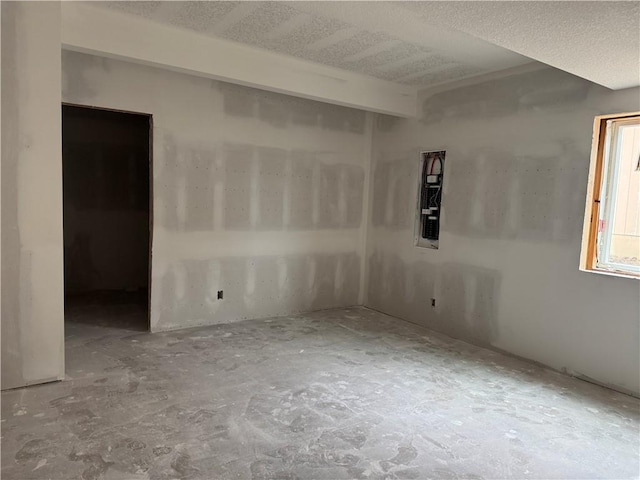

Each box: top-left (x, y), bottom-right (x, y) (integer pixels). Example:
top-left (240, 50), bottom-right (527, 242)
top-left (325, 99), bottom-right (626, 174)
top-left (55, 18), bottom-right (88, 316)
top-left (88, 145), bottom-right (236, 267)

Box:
top-left (62, 104), bottom-right (152, 333)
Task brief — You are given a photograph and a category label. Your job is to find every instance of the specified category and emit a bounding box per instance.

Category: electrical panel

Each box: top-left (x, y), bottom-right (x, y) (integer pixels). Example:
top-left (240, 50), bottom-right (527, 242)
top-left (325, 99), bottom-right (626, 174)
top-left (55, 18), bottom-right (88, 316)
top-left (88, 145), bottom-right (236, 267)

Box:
top-left (419, 151), bottom-right (445, 243)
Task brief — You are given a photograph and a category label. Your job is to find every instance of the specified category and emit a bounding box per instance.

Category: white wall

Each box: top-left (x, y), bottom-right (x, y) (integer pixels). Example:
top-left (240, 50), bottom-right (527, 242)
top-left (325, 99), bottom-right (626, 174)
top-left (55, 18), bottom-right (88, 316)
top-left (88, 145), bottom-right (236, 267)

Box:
top-left (365, 66), bottom-right (640, 396)
top-left (62, 51), bottom-right (372, 332)
top-left (1, 2), bottom-right (65, 389)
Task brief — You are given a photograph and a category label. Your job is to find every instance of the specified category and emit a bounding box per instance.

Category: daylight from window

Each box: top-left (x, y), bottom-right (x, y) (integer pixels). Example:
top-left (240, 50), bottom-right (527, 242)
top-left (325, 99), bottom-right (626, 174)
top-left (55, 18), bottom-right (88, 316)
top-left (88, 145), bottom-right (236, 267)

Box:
top-left (598, 119), bottom-right (640, 274)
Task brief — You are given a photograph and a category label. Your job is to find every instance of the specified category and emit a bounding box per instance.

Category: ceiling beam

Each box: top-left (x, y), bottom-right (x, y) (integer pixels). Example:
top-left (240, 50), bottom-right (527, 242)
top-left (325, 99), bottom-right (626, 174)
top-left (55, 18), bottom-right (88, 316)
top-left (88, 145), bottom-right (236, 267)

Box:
top-left (61, 2), bottom-right (417, 118)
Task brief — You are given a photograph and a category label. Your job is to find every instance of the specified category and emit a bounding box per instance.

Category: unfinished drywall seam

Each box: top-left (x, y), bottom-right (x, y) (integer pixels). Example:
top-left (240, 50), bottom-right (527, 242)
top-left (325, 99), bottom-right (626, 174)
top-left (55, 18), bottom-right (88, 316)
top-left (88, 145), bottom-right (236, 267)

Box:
top-left (0, 1), bottom-right (3, 351)
top-left (62, 50), bottom-right (371, 332)
top-left (367, 65), bottom-right (640, 395)
top-left (358, 112), bottom-right (374, 305)
top-left (1, 1), bottom-right (21, 389)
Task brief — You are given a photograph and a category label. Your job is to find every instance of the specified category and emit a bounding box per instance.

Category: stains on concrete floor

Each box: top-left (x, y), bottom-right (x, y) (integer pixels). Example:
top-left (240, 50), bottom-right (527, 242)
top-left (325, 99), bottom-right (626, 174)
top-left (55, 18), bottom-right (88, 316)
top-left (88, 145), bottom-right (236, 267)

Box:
top-left (1, 306), bottom-right (638, 479)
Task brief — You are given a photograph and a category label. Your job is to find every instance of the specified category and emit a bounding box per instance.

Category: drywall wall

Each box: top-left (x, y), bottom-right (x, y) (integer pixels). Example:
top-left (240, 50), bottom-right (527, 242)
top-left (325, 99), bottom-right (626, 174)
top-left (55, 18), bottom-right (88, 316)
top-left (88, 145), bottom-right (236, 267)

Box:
top-left (62, 50), bottom-right (371, 332)
top-left (62, 105), bottom-right (150, 294)
top-left (1, 2), bottom-right (65, 389)
top-left (366, 66), bottom-right (640, 395)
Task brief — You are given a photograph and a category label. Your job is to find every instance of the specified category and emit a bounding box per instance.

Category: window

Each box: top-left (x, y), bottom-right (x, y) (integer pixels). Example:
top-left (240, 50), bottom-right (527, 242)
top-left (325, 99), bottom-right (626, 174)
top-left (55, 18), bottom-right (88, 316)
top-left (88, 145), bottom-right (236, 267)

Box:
top-left (581, 113), bottom-right (640, 278)
top-left (416, 150), bottom-right (445, 250)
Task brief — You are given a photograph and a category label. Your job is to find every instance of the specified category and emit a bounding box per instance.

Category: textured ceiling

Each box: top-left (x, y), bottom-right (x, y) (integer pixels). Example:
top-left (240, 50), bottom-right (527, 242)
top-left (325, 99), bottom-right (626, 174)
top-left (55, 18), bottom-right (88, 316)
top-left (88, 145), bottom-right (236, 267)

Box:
top-left (96, 1), bottom-right (532, 88)
top-left (95, 1), bottom-right (639, 91)
top-left (399, 1), bottom-right (640, 90)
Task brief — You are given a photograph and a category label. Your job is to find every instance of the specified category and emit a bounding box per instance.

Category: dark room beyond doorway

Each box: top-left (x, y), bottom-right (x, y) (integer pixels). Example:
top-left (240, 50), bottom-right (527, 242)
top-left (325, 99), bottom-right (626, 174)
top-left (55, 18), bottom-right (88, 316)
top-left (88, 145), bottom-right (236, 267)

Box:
top-left (62, 104), bottom-right (151, 332)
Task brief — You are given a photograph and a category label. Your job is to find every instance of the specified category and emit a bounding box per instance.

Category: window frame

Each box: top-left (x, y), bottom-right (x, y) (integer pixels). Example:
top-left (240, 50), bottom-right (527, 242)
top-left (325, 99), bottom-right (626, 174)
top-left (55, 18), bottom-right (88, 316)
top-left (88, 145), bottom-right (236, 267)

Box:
top-left (580, 111), bottom-right (640, 279)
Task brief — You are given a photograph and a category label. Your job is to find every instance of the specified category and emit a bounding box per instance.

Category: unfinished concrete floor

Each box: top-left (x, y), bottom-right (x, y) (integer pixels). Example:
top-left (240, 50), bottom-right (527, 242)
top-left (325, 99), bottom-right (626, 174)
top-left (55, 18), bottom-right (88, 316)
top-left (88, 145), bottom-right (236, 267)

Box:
top-left (1, 305), bottom-right (638, 480)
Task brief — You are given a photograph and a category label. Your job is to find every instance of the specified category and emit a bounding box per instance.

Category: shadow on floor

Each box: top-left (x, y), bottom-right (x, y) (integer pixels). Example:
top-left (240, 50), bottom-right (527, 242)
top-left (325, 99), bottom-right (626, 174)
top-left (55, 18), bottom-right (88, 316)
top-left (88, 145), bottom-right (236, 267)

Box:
top-left (64, 290), bottom-right (148, 332)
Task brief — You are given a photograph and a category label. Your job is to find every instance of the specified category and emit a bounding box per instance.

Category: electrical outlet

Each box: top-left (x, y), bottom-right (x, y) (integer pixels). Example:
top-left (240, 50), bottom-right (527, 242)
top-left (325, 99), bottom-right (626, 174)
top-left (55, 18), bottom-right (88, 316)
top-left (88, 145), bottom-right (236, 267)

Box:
top-left (217, 290), bottom-right (223, 300)
top-left (431, 298), bottom-right (436, 307)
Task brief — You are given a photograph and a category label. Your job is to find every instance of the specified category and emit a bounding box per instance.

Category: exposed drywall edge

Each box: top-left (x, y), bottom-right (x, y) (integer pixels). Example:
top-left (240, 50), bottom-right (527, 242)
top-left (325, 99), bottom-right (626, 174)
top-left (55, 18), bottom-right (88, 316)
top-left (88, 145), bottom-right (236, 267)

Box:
top-left (0, 376), bottom-right (61, 392)
top-left (364, 305), bottom-right (639, 399)
top-left (569, 373), bottom-right (640, 400)
top-left (0, 2), bottom-right (3, 360)
top-left (61, 2), bottom-right (417, 118)
top-left (358, 113), bottom-right (374, 305)
top-left (1, 1), bottom-right (65, 390)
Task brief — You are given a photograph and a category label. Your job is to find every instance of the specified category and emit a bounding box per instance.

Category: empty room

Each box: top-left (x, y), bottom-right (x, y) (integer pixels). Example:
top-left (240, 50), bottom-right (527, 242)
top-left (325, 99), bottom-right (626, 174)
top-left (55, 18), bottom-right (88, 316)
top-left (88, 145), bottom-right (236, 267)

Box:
top-left (1, 1), bottom-right (639, 479)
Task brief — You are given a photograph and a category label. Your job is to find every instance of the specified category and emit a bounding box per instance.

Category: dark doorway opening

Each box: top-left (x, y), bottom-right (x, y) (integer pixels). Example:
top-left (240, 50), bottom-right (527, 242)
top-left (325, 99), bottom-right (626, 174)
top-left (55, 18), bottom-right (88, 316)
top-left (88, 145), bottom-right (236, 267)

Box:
top-left (62, 104), bottom-right (152, 333)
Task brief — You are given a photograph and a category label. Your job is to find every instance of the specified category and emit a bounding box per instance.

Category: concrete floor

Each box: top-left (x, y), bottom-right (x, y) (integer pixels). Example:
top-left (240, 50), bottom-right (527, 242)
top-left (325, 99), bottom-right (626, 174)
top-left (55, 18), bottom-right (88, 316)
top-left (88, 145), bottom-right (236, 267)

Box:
top-left (1, 302), bottom-right (638, 480)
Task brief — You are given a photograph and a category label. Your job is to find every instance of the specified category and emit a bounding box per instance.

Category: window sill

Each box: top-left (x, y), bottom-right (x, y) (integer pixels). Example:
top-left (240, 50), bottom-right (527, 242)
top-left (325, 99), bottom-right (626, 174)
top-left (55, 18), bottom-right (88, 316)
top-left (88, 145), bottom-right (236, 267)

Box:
top-left (580, 267), bottom-right (640, 280)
